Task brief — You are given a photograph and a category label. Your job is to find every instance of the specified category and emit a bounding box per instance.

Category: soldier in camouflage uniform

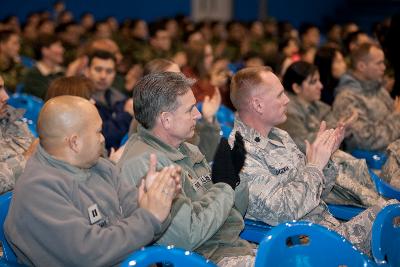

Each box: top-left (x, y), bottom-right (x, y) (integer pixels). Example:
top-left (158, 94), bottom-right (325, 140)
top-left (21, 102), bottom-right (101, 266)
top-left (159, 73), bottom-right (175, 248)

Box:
top-left (333, 43), bottom-right (400, 151)
top-left (229, 66), bottom-right (397, 254)
top-left (0, 75), bottom-right (36, 194)
top-left (279, 61), bottom-right (382, 207)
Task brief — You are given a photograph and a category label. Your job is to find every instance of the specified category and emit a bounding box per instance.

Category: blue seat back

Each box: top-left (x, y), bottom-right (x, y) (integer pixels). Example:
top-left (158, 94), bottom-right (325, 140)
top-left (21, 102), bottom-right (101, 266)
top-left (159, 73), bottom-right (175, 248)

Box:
top-left (327, 204), bottom-right (365, 221)
top-left (7, 94), bottom-right (43, 123)
top-left (240, 219), bottom-right (272, 244)
top-left (0, 192), bottom-right (18, 263)
top-left (369, 170), bottom-right (400, 201)
top-left (372, 204), bottom-right (400, 266)
top-left (255, 221), bottom-right (376, 267)
top-left (120, 245), bottom-right (217, 267)
top-left (196, 103), bottom-right (235, 138)
top-left (351, 149), bottom-right (387, 170)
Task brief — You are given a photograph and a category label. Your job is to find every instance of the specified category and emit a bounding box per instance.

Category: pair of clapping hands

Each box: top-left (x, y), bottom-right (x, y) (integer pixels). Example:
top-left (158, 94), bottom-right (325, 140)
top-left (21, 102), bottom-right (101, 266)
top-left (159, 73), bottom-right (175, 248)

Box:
top-left (138, 154), bottom-right (181, 223)
top-left (306, 110), bottom-right (358, 172)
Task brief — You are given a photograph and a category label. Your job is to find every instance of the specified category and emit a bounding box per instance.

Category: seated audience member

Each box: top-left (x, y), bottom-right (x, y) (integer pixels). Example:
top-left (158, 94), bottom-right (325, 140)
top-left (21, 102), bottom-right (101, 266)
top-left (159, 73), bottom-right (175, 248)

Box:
top-left (299, 23), bottom-right (320, 50)
top-left (23, 34), bottom-right (65, 99)
top-left (5, 95), bottom-right (181, 266)
top-left (279, 61), bottom-right (383, 207)
top-left (84, 50), bottom-right (133, 150)
top-left (45, 75), bottom-right (94, 101)
top-left (314, 46), bottom-right (347, 105)
top-left (228, 66), bottom-right (397, 254)
top-left (333, 43), bottom-right (400, 151)
top-left (0, 74), bottom-right (37, 194)
top-left (118, 72), bottom-right (255, 267)
top-left (135, 58), bottom-right (221, 161)
top-left (0, 29), bottom-right (25, 92)
top-left (45, 75), bottom-right (125, 162)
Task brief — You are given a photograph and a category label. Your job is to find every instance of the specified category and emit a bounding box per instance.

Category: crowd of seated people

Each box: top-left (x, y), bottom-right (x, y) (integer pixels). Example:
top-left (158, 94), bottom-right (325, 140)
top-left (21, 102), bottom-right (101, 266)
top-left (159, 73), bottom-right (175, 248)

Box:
top-left (1, 2), bottom-right (400, 266)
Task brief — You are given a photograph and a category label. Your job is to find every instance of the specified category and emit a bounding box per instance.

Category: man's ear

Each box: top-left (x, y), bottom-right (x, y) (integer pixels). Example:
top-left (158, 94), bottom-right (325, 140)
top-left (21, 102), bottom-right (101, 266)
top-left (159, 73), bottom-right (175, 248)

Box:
top-left (357, 61), bottom-right (366, 72)
top-left (251, 96), bottom-right (264, 114)
top-left (292, 83), bottom-right (302, 95)
top-left (159, 112), bottom-right (172, 130)
top-left (67, 134), bottom-right (80, 153)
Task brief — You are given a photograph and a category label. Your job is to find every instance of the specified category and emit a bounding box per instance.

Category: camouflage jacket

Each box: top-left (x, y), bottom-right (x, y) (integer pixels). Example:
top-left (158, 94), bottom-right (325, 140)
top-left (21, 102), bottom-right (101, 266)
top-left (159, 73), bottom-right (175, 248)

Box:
top-left (0, 106), bottom-right (34, 194)
top-left (229, 117), bottom-right (396, 254)
top-left (333, 73), bottom-right (400, 151)
top-left (229, 117), bottom-right (338, 226)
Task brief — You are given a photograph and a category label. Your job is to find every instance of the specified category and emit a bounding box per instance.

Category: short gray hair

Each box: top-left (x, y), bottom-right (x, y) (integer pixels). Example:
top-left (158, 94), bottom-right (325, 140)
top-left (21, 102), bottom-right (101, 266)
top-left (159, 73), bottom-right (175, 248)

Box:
top-left (133, 72), bottom-right (195, 129)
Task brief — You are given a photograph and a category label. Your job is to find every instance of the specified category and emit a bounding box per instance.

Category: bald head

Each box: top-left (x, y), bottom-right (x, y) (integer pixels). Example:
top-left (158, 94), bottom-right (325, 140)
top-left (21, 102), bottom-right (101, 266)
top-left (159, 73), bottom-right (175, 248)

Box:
top-left (38, 96), bottom-right (98, 148)
top-left (230, 66), bottom-right (272, 111)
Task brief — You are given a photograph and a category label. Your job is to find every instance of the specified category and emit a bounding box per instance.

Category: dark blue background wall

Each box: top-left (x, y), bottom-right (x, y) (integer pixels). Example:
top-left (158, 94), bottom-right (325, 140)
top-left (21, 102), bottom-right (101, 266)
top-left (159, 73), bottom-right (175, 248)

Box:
top-left (0, 0), bottom-right (395, 31)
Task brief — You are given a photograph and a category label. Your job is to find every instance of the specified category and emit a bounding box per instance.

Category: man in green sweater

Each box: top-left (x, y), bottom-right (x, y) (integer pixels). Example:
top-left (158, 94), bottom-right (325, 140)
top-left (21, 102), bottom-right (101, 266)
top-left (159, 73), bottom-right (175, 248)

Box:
top-left (118, 72), bottom-right (255, 266)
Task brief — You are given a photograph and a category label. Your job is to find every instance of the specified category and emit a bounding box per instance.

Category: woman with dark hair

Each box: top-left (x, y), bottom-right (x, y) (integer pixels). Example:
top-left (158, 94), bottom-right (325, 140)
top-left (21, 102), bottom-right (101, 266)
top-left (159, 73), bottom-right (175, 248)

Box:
top-left (314, 46), bottom-right (347, 105)
top-left (280, 61), bottom-right (353, 152)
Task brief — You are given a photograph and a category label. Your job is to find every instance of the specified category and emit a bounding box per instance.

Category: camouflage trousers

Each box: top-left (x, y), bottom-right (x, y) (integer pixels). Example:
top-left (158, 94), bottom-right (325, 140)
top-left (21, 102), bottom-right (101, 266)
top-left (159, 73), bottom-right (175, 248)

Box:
top-left (324, 150), bottom-right (386, 207)
top-left (320, 199), bottom-right (399, 255)
top-left (217, 255), bottom-right (255, 267)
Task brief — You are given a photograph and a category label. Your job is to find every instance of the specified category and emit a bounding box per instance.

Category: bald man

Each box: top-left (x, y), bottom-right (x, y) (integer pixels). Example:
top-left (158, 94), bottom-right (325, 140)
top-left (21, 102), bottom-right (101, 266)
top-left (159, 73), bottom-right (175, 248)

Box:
top-left (228, 66), bottom-right (397, 254)
top-left (4, 96), bottom-right (181, 267)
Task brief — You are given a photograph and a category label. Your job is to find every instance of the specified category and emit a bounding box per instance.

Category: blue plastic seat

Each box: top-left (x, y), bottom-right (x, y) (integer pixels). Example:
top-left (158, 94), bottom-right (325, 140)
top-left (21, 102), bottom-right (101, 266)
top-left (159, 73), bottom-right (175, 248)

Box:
top-left (240, 219), bottom-right (272, 244)
top-left (0, 192), bottom-right (24, 266)
top-left (120, 245), bottom-right (217, 267)
top-left (327, 204), bottom-right (365, 221)
top-left (372, 203), bottom-right (400, 266)
top-left (351, 149), bottom-right (388, 170)
top-left (196, 103), bottom-right (235, 138)
top-left (7, 94), bottom-right (43, 138)
top-left (7, 94), bottom-right (43, 123)
top-left (369, 170), bottom-right (400, 201)
top-left (255, 221), bottom-right (376, 267)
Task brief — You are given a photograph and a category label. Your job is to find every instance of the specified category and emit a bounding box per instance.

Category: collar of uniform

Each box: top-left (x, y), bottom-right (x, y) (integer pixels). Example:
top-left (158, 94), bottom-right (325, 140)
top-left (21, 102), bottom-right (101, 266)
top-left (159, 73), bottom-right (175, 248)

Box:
top-left (36, 144), bottom-right (92, 181)
top-left (233, 117), bottom-right (285, 149)
top-left (347, 72), bottom-right (382, 95)
top-left (137, 125), bottom-right (188, 162)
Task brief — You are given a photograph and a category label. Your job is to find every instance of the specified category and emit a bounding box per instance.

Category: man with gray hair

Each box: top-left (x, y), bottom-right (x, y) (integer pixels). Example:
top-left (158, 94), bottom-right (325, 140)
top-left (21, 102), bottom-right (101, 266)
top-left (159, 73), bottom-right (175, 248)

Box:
top-left (118, 72), bottom-right (255, 266)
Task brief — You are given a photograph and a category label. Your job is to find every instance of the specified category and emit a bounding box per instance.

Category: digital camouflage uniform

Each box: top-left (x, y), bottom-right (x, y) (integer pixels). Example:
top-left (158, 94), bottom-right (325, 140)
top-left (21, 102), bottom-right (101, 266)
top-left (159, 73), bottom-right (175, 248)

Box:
top-left (118, 125), bottom-right (255, 266)
top-left (229, 117), bottom-right (396, 254)
top-left (0, 106), bottom-right (34, 194)
top-left (333, 73), bottom-right (400, 151)
top-left (279, 92), bottom-right (384, 207)
top-left (381, 140), bottom-right (400, 188)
